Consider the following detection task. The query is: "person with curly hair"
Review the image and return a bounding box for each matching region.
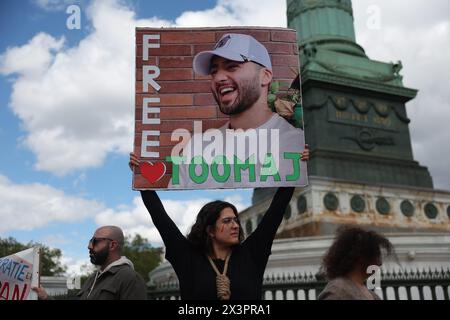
[318,226,394,300]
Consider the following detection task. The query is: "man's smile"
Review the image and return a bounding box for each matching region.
[216,83,238,106]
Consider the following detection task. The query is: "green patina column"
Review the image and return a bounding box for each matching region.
[252,0,433,205]
[287,0,365,57]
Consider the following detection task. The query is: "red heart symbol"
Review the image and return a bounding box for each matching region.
[139,161,166,184]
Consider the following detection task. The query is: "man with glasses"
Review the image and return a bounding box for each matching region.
[32,226,147,300]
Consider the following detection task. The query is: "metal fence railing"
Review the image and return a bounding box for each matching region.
[147,267,450,300]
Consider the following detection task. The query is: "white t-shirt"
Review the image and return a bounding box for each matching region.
[168,113,307,189]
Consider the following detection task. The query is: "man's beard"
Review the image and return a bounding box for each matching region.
[213,75,261,115]
[89,247,109,266]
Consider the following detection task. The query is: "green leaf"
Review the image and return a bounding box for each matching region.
[267,94,277,104]
[270,81,280,94]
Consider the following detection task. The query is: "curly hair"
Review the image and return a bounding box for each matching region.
[322,226,394,280]
[187,200,244,254]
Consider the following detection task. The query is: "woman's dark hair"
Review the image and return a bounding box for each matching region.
[187,200,244,254]
[322,226,394,280]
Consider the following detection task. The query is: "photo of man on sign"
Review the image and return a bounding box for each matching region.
[133,27,308,190]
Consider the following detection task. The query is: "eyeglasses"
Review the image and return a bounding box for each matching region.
[89,237,113,246]
[221,216,240,225]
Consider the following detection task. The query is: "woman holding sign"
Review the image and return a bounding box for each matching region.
[129,148,308,300]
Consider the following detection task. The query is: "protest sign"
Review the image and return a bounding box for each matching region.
[134,27,307,190]
[0,247,40,300]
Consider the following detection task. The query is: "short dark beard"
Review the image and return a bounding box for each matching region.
[90,246,109,266]
[213,74,261,115]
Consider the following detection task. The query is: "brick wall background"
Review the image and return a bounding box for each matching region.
[134,27,300,189]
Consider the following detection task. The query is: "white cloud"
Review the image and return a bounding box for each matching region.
[40,233,72,247]
[0,0,172,176]
[0,33,64,77]
[223,194,247,212]
[60,254,94,277]
[0,174,104,233]
[174,0,286,27]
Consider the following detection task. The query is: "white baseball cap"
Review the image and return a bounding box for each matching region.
[193,33,272,76]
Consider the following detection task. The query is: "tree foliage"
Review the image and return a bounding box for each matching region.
[0,236,66,276]
[122,234,162,283]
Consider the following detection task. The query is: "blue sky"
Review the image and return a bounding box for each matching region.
[1,0,449,275]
